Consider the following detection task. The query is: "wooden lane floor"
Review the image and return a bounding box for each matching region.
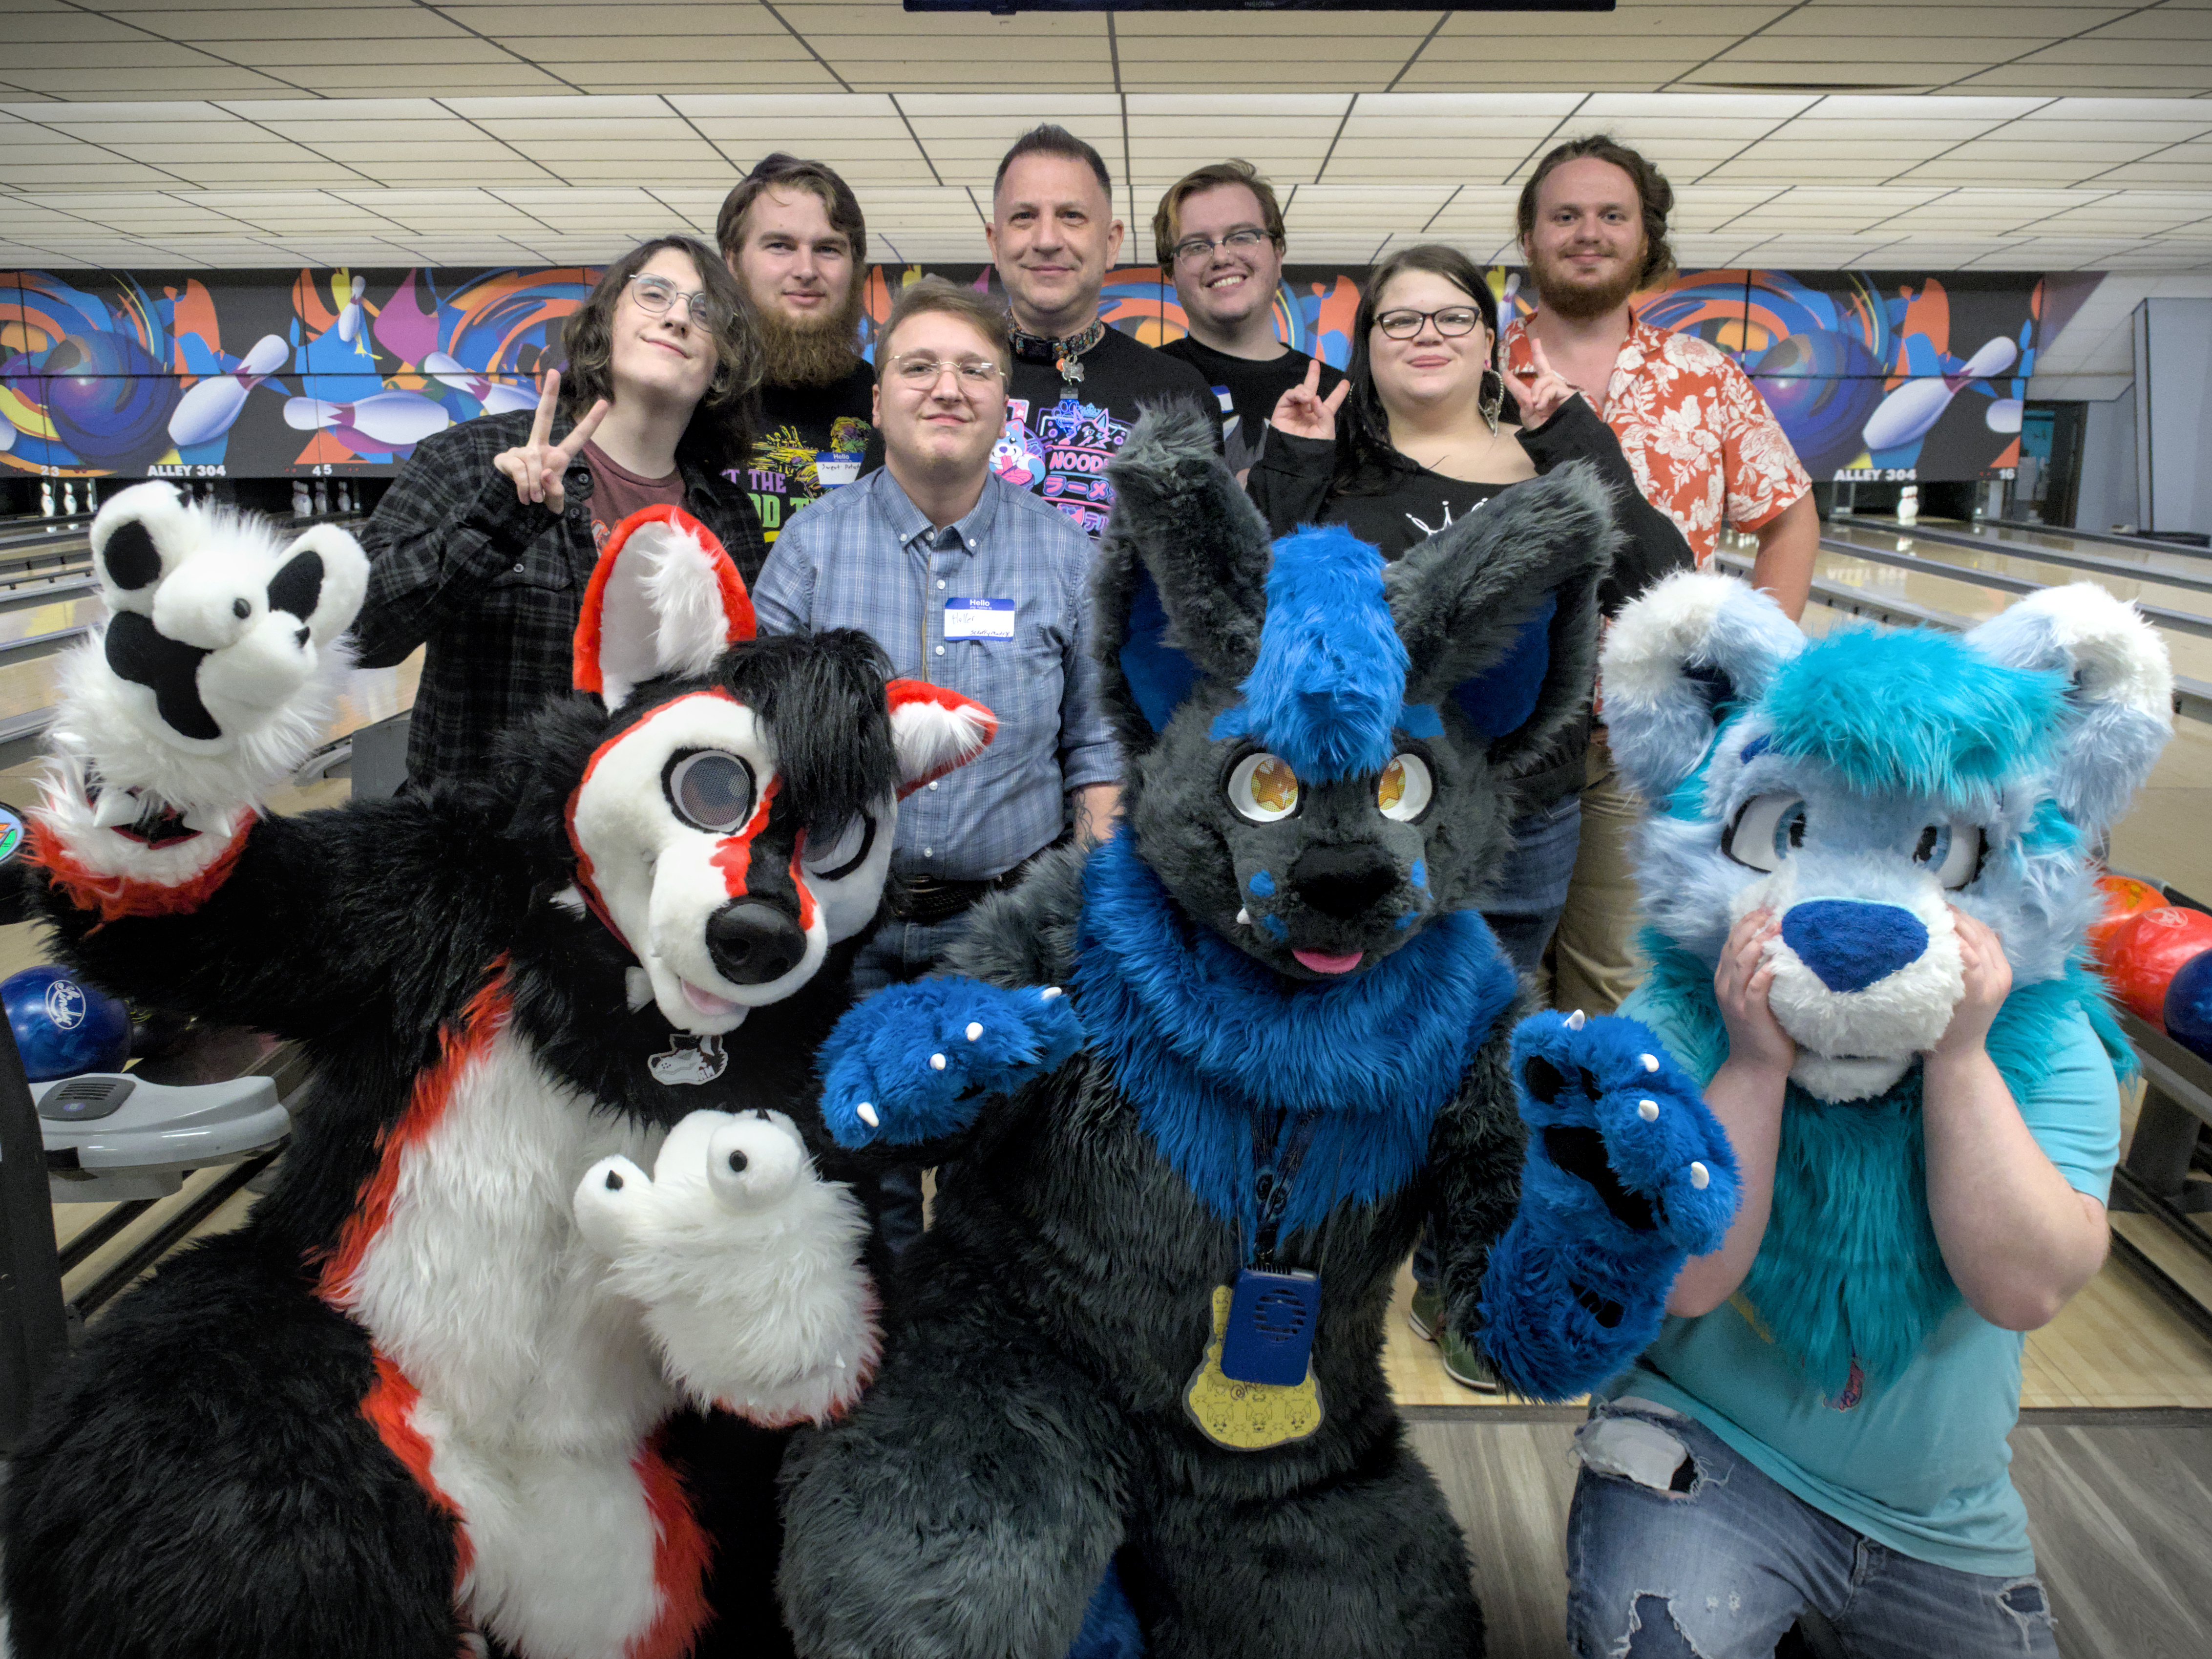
[1824,519,2212,622]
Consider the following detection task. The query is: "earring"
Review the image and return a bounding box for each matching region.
[1480,367,1503,437]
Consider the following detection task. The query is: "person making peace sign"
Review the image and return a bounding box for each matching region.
[355,235,767,789]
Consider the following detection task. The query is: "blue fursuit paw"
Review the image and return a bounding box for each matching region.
[819,977,1082,1149]
[1478,1010,1739,1400]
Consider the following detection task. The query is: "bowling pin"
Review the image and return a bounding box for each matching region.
[422,352,537,416]
[39,481,53,518]
[169,334,289,450]
[1984,398,2024,435]
[1897,485,1919,527]
[292,481,311,518]
[337,275,367,345]
[1861,337,2019,454]
[313,482,328,516]
[283,390,450,449]
[62,482,77,516]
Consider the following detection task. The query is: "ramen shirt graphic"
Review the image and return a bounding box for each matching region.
[995,399,1129,538]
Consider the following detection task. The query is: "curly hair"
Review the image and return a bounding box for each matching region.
[559,234,760,465]
[1516,135,1676,289]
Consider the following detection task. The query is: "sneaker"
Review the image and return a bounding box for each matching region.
[1406,1284,1504,1394]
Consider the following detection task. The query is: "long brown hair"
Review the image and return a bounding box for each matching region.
[560,235,760,465]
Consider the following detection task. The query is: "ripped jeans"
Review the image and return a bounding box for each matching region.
[1566,1399,2058,1659]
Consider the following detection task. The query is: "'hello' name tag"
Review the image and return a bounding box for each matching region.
[944,598,1016,640]
[815,452,860,489]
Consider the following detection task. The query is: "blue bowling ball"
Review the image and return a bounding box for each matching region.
[2,965,131,1081]
[1747,329,1886,477]
[2163,949,2212,1063]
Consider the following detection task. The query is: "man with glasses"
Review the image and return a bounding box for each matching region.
[753,281,1119,1248]
[987,124,1214,537]
[1155,161,1343,474]
[718,154,876,546]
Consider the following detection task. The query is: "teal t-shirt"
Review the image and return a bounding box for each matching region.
[1601,987,2120,1578]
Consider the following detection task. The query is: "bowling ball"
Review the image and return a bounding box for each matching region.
[2087,873,2167,967]
[2163,950,2212,1061]
[36,331,178,469]
[2100,905,2212,1030]
[1,964,131,1081]
[1747,329,1885,476]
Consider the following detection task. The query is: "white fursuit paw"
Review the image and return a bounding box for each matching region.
[573,1108,881,1427]
[58,481,368,813]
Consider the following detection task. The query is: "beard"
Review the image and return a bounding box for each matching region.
[751,288,865,388]
[1527,244,1645,322]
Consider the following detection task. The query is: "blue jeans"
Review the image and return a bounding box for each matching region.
[1566,1398,2059,1659]
[848,912,975,1256]
[1482,792,1583,981]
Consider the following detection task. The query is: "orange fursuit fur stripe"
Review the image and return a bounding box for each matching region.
[627,1428,715,1659]
[361,1351,475,1582]
[28,812,253,922]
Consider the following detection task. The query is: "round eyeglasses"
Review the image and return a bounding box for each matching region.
[1374,307,1485,340]
[626,273,721,331]
[887,352,1005,390]
[1169,227,1276,266]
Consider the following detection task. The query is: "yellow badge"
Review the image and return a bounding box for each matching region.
[1183,1285,1325,1451]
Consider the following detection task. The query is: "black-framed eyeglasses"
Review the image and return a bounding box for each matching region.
[1374,307,1485,340]
[1168,226,1276,266]
[626,273,721,330]
[887,351,1005,390]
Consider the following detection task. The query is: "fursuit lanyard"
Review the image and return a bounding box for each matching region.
[1247,1106,1325,1268]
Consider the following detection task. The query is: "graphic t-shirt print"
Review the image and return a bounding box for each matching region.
[994,398,1130,537]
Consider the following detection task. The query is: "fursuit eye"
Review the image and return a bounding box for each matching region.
[1724,794,1807,873]
[802,813,878,883]
[665,749,756,834]
[1226,752,1300,824]
[1913,821,1984,890]
[1376,753,1434,822]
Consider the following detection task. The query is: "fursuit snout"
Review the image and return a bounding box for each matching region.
[1729,859,1965,1102]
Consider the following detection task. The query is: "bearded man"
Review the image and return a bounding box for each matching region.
[718,154,877,545]
[1504,135,1817,1021]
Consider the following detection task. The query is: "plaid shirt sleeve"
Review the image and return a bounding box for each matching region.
[355,408,766,788]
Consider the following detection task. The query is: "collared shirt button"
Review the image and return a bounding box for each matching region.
[937,579,946,590]
[923,847,933,857]
[935,644,946,655]
[512,561,525,573]
[927,780,939,790]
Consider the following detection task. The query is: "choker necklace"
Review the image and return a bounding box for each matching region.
[1010,318,1105,392]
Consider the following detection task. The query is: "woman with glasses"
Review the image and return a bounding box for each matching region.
[354,235,766,790]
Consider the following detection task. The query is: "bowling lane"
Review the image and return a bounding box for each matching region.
[1917,517,2212,577]
[1725,533,2212,683]
[1823,520,2212,622]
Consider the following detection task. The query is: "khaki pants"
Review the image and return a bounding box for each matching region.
[1542,728,1646,1016]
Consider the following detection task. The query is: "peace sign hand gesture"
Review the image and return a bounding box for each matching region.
[1512,338,1582,429]
[493,369,610,514]
[1267,356,1351,444]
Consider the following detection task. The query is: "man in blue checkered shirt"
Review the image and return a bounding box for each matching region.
[753,275,1120,986]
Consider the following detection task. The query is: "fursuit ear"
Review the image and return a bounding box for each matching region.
[1389,463,1615,769]
[1964,581,2173,829]
[885,680,997,797]
[1095,403,1273,747]
[90,481,192,615]
[573,506,755,708]
[1600,570,1805,804]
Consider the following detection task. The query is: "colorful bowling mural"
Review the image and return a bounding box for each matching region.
[2,260,2040,483]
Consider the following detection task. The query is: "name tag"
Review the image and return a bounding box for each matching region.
[944,597,1016,640]
[1211,383,1235,414]
[815,452,860,489]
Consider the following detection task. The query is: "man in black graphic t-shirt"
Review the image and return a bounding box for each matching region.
[985,124,1215,538]
[1155,161,1343,475]
[718,154,876,544]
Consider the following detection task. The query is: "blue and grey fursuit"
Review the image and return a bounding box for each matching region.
[773,408,1731,1659]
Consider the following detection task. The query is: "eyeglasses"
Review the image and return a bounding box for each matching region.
[1374,307,1486,340]
[887,352,1005,390]
[626,274,721,330]
[1168,227,1276,266]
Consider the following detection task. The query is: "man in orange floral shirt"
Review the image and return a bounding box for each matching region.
[1504,134,1817,1017]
